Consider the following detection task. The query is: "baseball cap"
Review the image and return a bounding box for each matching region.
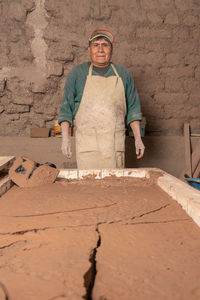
[89,29,115,44]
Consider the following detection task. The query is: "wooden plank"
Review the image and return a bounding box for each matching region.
[191,140,200,177]
[180,139,200,179]
[184,123,192,177]
[0,175,13,197]
[0,156,15,172]
[191,133,200,137]
[193,161,200,178]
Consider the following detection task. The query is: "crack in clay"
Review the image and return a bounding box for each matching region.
[0,205,180,237]
[49,294,67,300]
[0,281,10,300]
[1,202,117,218]
[134,204,170,219]
[108,204,170,225]
[83,224,101,300]
[0,227,51,236]
[0,240,27,250]
[125,218,191,225]
[0,224,97,236]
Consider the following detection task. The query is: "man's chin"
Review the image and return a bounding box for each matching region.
[92,61,110,67]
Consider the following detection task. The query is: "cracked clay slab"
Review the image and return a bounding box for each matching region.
[0,175,200,299]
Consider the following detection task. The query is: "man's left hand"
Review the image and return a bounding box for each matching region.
[135,138,145,159]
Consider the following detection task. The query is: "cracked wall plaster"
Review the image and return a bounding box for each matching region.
[26,0,48,75]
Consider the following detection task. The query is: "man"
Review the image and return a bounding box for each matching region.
[58,29,145,169]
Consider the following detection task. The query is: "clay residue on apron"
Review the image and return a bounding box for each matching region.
[74,64,126,169]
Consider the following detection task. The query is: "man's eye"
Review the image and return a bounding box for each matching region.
[92,43,109,47]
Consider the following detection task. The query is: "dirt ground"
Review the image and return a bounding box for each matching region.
[0,175,200,299]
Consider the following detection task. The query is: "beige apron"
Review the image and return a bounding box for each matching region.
[74,63,126,169]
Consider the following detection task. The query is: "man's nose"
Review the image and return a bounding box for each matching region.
[98,45,104,51]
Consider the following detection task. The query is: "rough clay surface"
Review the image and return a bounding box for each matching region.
[0,0,200,136]
[9,156,59,187]
[0,175,200,299]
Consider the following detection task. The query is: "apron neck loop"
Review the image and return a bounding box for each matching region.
[110,63,119,78]
[89,63,120,77]
[89,63,93,76]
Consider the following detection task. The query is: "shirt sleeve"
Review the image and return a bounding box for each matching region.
[125,70,142,125]
[58,70,76,126]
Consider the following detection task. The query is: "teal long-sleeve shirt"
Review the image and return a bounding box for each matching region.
[58,62,142,126]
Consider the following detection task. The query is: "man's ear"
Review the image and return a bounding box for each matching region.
[110,47,113,56]
[88,46,91,55]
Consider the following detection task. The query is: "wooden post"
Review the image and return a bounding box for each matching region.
[184,123,192,177]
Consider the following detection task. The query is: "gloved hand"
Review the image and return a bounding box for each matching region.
[61,137,72,158]
[129,121,145,159]
[135,137,145,159]
[61,122,72,159]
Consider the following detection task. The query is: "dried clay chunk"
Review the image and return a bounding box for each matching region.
[9,156,59,187]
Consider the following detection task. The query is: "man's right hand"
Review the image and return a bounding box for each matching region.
[61,122,72,159]
[61,138,72,158]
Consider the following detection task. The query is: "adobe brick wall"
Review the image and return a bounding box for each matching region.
[0,0,199,136]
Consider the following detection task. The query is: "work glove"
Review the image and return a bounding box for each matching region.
[135,137,145,159]
[61,122,72,159]
[129,120,145,159]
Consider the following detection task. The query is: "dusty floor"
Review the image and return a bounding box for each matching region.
[0,175,200,300]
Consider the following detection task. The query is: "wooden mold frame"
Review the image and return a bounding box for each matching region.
[58,168,200,227]
[0,156,199,227]
[0,156,15,197]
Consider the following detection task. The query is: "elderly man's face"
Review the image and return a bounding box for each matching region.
[88,38,112,67]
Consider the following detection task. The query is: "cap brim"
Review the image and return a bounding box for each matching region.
[89,29,115,43]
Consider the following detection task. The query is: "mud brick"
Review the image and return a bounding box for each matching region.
[184,79,200,92]
[173,28,190,41]
[183,15,199,26]
[147,12,163,24]
[195,67,200,80]
[46,62,63,77]
[166,53,180,66]
[141,0,158,9]
[165,13,179,25]
[175,0,197,11]
[6,103,30,114]
[160,66,194,79]
[13,96,33,105]
[192,28,200,40]
[30,128,50,138]
[189,94,200,106]
[9,156,59,188]
[137,28,172,39]
[157,0,174,9]
[155,92,188,104]
[165,78,184,92]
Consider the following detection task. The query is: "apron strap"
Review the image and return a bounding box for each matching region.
[88,63,93,76]
[110,63,120,78]
[89,63,120,77]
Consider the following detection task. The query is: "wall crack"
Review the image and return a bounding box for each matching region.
[26,0,49,73]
